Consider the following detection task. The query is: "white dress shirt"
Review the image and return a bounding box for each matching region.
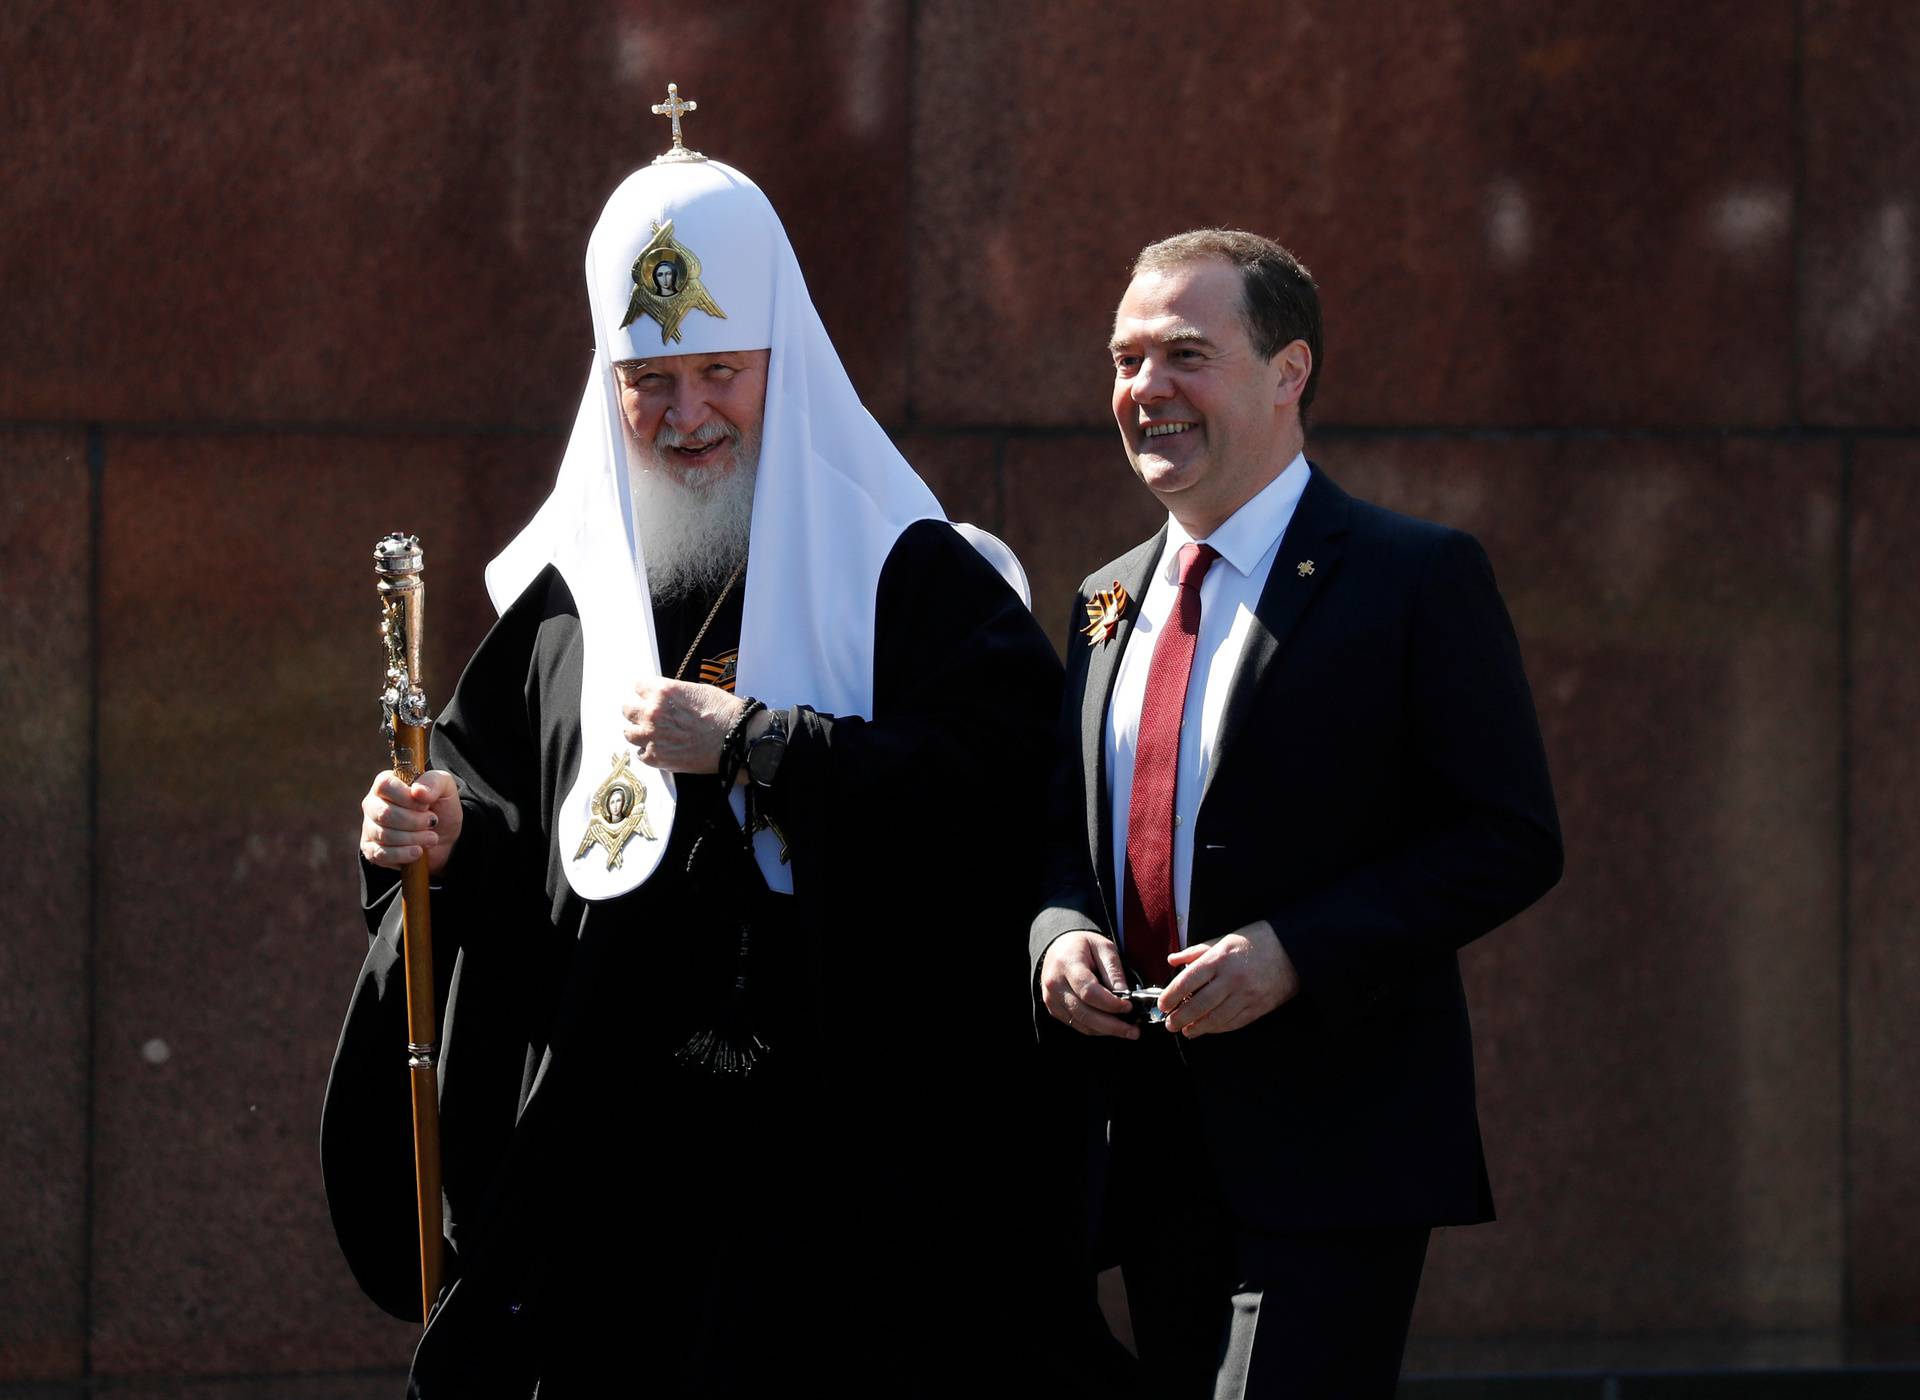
[1107,453,1309,955]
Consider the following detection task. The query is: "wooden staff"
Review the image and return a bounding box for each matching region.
[372,531,444,1323]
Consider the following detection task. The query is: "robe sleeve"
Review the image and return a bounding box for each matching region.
[745,520,1071,1350]
[320,573,555,1322]
[755,519,1062,967]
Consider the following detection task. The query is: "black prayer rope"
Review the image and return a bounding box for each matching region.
[673,920,770,1077]
[717,697,766,791]
[673,823,771,1078]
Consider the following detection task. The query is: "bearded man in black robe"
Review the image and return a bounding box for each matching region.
[321,133,1066,1398]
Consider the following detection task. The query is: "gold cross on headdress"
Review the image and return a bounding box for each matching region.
[651,83,706,165]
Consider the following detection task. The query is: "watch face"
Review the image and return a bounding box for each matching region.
[747,717,786,786]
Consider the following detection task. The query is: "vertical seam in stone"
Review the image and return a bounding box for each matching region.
[83,422,104,1382]
[1837,435,1854,1331]
[902,0,922,427]
[991,430,1007,537]
[1789,0,1806,427]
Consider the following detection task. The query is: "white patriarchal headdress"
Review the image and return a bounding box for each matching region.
[484,124,1027,901]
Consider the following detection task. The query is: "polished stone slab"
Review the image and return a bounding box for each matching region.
[892,431,1002,534]
[1846,445,1920,1327]
[1802,2,1920,425]
[1328,437,1846,1335]
[1407,1326,1920,1376]
[2,3,909,427]
[912,1,1797,430]
[1616,1374,1920,1398]
[87,430,554,1375]
[0,430,92,1382]
[96,1375,410,1400]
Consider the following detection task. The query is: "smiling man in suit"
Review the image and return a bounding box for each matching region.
[1031,230,1564,1397]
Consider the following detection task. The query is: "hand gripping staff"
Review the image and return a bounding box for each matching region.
[372,532,444,1323]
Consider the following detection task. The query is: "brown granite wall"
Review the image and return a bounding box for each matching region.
[4,1,1916,1388]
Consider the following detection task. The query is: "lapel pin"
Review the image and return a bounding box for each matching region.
[1296,560,1315,577]
[1081,581,1131,647]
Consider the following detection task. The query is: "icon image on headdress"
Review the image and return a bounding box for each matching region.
[620,218,725,343]
[574,751,658,869]
[649,258,683,297]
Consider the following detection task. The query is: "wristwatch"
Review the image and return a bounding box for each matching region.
[745,707,789,788]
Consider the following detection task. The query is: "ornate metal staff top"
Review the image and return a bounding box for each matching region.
[651,82,706,164]
[374,532,432,775]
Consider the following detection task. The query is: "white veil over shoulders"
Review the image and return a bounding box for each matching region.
[484,158,1026,899]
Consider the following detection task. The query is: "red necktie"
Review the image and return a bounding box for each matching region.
[1122,542,1218,986]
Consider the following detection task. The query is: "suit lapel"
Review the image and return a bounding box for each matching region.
[1200,466,1351,808]
[1082,527,1166,929]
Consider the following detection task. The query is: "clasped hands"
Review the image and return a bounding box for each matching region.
[1039,921,1301,1039]
[361,678,756,873]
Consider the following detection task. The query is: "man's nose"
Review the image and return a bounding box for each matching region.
[664,381,711,432]
[1130,355,1174,403]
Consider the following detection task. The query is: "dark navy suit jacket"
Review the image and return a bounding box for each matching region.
[1030,464,1563,1236]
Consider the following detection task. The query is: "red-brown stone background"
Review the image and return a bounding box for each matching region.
[3,0,1916,1390]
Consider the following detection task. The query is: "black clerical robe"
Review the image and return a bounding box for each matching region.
[321,520,1065,1398]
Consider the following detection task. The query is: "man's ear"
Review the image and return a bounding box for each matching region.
[1273,340,1312,409]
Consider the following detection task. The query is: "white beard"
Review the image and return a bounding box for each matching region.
[627,424,760,606]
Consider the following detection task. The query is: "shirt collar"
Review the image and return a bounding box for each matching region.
[1163,452,1310,580]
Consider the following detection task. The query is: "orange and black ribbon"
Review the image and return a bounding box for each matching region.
[1081,582,1130,646]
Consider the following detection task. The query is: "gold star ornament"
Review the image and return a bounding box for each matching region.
[574,751,658,870]
[619,218,727,344]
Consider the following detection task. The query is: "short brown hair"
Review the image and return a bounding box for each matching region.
[1131,229,1322,424]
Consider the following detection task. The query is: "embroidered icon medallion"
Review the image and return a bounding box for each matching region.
[574,751,658,869]
[619,218,727,344]
[1081,581,1131,647]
